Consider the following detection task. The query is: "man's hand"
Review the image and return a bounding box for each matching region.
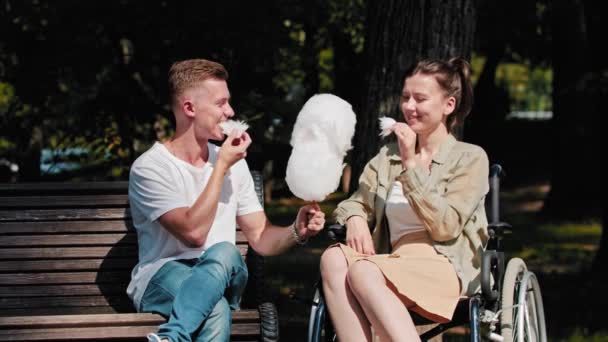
[217,131,252,171]
[295,202,325,238]
[345,215,375,255]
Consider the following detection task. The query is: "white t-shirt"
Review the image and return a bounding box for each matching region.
[385,181,425,245]
[127,142,263,310]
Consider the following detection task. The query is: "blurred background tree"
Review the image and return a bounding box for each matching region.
[1,0,294,182]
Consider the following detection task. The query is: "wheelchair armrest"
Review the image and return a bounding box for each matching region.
[481,250,504,303]
[327,223,346,242]
[487,222,512,238]
[486,222,512,251]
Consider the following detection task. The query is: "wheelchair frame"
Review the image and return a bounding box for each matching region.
[307,165,547,342]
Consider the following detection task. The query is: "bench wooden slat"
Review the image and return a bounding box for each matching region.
[0,323,261,340]
[0,234,137,247]
[0,232,248,247]
[0,182,128,195]
[0,259,137,272]
[0,272,131,285]
[0,246,137,259]
[0,313,164,328]
[0,195,129,209]
[0,311,260,328]
[0,295,134,309]
[0,221,133,234]
[0,209,130,222]
[0,326,156,340]
[0,307,138,316]
[0,284,129,297]
[0,307,262,325]
[0,244,248,260]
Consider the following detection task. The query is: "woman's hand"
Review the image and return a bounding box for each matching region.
[345,216,375,255]
[392,122,417,170]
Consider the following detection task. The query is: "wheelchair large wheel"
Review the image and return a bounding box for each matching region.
[500,258,547,342]
[308,287,336,342]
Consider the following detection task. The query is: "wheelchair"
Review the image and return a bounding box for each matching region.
[307,165,547,342]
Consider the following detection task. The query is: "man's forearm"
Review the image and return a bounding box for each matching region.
[252,224,297,256]
[182,163,229,243]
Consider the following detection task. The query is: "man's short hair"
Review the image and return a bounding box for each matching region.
[168,59,228,104]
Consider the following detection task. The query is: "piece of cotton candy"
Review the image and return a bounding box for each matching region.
[219,120,249,136]
[286,94,357,202]
[379,116,396,138]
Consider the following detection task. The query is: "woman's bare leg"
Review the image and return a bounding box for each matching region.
[347,260,420,342]
[320,247,372,342]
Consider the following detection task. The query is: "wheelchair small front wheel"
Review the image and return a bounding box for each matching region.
[500,258,547,342]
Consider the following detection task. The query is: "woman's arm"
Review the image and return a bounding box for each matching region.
[333,153,382,254]
[397,146,489,242]
[333,153,381,228]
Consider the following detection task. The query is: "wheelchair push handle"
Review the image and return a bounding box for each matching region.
[489,164,504,224]
[490,164,503,178]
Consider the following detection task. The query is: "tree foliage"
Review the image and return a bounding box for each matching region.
[1,0,295,180]
[0,0,371,185]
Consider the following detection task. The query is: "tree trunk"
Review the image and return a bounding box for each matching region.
[331,27,363,108]
[545,0,605,330]
[542,0,601,219]
[584,0,608,278]
[351,0,476,192]
[18,126,43,181]
[466,40,508,152]
[302,0,325,100]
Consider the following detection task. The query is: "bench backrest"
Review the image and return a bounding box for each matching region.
[0,180,259,316]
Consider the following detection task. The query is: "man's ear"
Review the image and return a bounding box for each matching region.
[182,100,195,118]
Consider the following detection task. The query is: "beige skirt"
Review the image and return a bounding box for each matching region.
[334,230,460,323]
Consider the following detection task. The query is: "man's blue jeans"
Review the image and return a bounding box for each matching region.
[140,242,248,342]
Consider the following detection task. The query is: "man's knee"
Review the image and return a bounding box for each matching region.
[198,242,247,279]
[140,260,192,315]
[202,241,244,267]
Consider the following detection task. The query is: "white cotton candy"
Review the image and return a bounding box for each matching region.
[285,94,357,202]
[379,116,396,138]
[219,120,249,136]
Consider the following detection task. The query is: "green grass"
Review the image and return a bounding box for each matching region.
[500,216,601,274]
[560,330,608,342]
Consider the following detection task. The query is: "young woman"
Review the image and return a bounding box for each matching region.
[320,57,489,342]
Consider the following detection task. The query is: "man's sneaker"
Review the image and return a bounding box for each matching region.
[147,333,163,342]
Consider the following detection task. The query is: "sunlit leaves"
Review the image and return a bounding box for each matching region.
[0,82,15,115]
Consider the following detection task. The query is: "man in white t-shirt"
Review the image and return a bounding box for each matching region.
[129,59,325,342]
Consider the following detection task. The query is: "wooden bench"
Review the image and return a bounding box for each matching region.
[0,171,278,341]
